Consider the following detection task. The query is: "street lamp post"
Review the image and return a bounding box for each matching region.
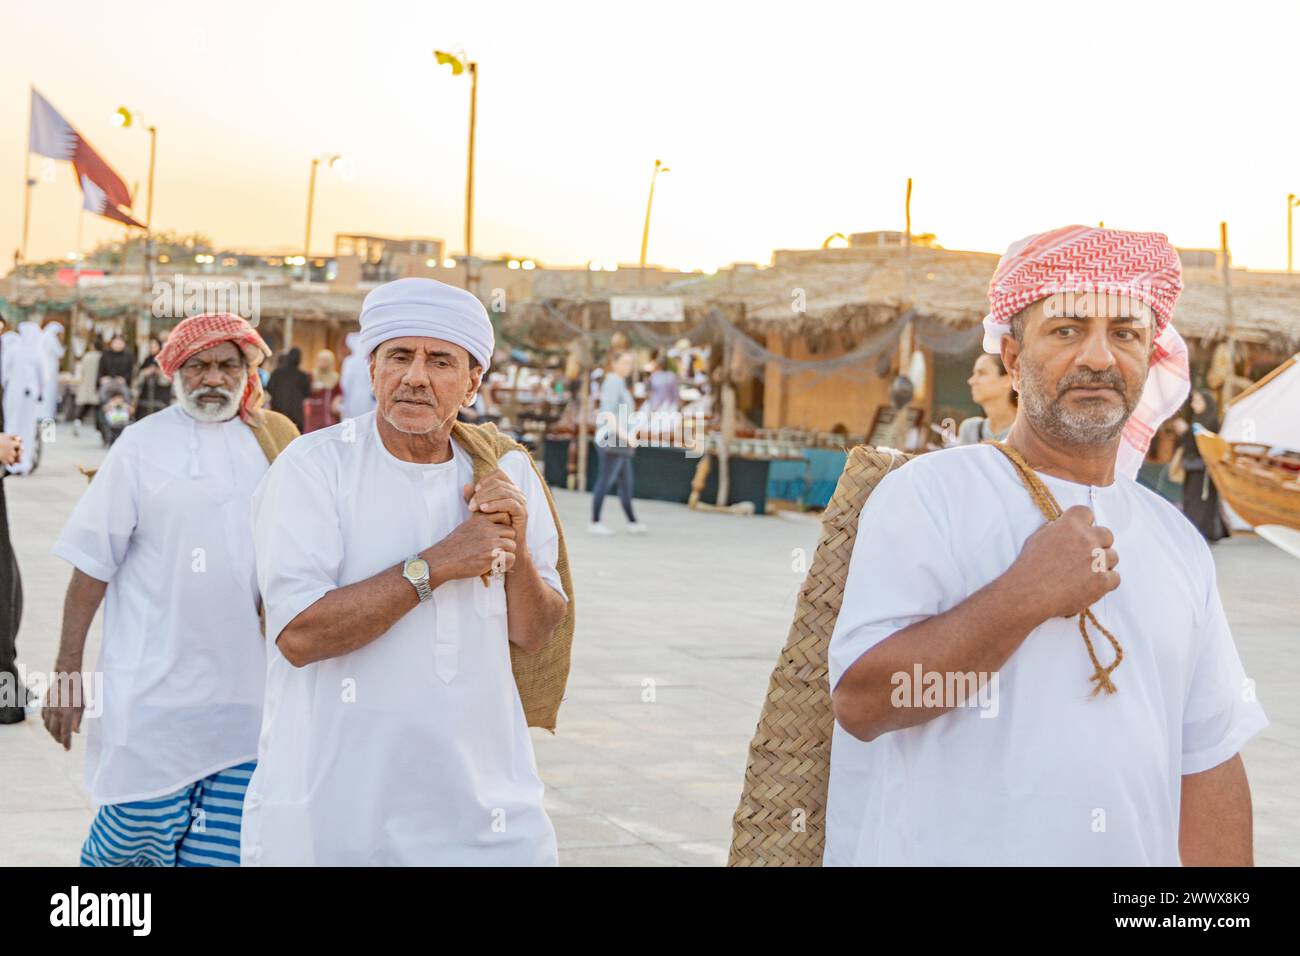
[435,50,479,297]
[114,106,157,342]
[303,154,342,285]
[639,158,669,284]
[1288,194,1299,273]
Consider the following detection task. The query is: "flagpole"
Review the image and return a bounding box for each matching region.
[72,207,84,348]
[20,86,34,268]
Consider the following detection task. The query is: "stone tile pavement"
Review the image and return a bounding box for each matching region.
[2,423,1296,865]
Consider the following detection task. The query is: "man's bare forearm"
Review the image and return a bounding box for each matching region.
[54,569,107,673]
[277,542,472,667]
[504,549,567,654]
[832,571,1045,742]
[1181,754,1254,866]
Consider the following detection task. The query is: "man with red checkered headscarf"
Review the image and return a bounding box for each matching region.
[43,313,298,867]
[827,227,1266,866]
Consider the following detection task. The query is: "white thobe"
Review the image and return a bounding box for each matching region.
[51,404,269,804]
[40,326,65,421]
[338,354,376,419]
[826,443,1268,866]
[242,411,565,866]
[2,325,46,475]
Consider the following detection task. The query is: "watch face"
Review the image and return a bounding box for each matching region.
[405,558,429,579]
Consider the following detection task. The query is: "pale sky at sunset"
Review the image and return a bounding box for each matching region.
[6,0,1299,272]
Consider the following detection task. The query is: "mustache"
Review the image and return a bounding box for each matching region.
[392,391,437,405]
[1057,369,1126,395]
[192,386,236,401]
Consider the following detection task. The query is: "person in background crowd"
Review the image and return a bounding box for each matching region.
[2,322,45,474]
[97,333,134,387]
[72,335,103,437]
[303,348,342,433]
[589,350,644,536]
[1172,388,1228,543]
[957,353,1018,445]
[0,329,26,723]
[134,336,172,419]
[267,346,310,432]
[338,331,376,420]
[645,355,680,414]
[96,335,135,447]
[40,322,66,423]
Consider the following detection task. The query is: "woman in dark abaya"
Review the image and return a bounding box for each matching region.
[1174,388,1229,543]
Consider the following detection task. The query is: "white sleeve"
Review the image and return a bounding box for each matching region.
[252,447,346,645]
[500,450,566,602]
[50,431,139,582]
[827,461,963,690]
[1180,548,1268,774]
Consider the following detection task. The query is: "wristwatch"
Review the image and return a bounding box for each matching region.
[402,555,433,602]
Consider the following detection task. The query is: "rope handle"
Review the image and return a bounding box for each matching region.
[984,441,1124,696]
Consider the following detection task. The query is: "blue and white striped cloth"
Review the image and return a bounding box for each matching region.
[80,761,256,867]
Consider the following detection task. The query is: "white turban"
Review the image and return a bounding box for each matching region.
[357,278,493,370]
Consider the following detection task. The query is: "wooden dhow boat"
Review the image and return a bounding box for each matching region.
[1195,354,1300,532]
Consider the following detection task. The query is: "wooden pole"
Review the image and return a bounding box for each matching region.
[899,177,915,369]
[20,86,33,267]
[141,124,157,344]
[1289,194,1296,274]
[1219,221,1239,405]
[575,305,591,492]
[717,337,734,508]
[303,158,319,284]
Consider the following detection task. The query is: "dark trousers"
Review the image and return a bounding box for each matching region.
[0,479,23,719]
[592,446,637,523]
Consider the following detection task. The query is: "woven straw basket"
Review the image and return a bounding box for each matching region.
[729,444,913,866]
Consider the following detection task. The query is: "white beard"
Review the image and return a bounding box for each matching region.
[174,376,240,422]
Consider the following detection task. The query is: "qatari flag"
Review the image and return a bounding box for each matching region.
[29,87,144,228]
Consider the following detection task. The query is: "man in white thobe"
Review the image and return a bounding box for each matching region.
[44,313,281,866]
[1,322,45,475]
[40,320,66,422]
[338,330,377,420]
[827,226,1267,866]
[243,277,568,866]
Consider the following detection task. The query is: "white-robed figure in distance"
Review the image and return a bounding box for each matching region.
[40,320,66,422]
[244,277,569,866]
[338,330,376,420]
[44,313,292,866]
[827,226,1267,866]
[1,322,47,475]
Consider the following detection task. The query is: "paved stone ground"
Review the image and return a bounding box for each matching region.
[2,424,1296,866]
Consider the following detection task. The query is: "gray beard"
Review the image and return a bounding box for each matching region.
[174,378,240,422]
[1017,360,1135,446]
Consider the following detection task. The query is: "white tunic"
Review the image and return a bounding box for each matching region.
[242,411,565,866]
[338,352,376,420]
[2,324,45,475]
[51,404,269,805]
[826,443,1268,866]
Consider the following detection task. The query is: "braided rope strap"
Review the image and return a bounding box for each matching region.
[984,441,1125,696]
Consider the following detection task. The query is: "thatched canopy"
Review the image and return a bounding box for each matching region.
[505,246,1300,355]
[7,245,1299,356]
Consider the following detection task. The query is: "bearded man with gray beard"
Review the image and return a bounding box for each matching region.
[44,313,297,866]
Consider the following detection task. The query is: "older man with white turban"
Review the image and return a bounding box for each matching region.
[243,277,570,866]
[45,312,297,866]
[827,226,1267,866]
